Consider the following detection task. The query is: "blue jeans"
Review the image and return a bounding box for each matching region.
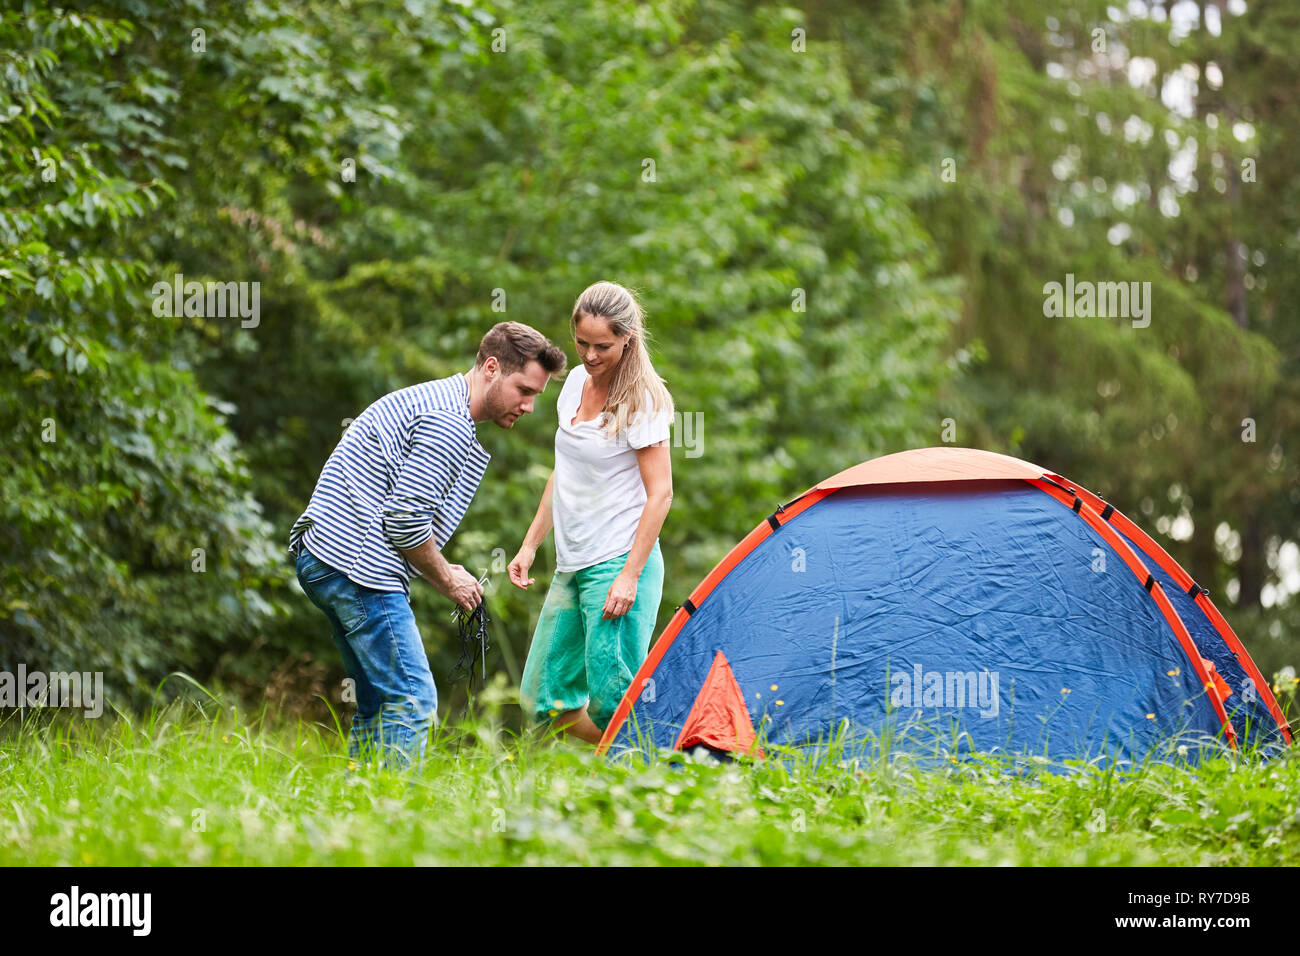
[294,543,437,771]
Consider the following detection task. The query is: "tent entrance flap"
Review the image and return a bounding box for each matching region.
[673,650,764,758]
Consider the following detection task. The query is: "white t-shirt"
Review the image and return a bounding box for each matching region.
[552,365,672,572]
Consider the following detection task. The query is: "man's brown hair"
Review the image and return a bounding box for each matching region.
[476,321,567,377]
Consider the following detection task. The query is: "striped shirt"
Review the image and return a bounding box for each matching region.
[287,373,490,595]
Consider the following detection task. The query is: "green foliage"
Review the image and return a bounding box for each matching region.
[0,5,279,697]
[1,0,1296,723]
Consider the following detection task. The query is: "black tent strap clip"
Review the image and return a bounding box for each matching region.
[1039,476,1071,494]
[1100,503,1114,521]
[767,513,781,531]
[1144,574,1155,593]
[1071,496,1082,513]
[679,598,697,617]
[1187,581,1209,598]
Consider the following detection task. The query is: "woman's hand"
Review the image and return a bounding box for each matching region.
[603,569,638,619]
[508,545,537,589]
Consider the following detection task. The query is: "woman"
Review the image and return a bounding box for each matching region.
[509,281,675,744]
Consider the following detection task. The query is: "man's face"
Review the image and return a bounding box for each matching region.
[484,359,549,428]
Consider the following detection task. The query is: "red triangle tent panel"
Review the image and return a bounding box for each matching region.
[673,650,764,758]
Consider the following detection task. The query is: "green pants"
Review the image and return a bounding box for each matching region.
[521,541,664,730]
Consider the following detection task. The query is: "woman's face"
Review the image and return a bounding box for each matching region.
[574,314,630,378]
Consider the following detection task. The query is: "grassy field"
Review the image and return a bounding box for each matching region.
[3,677,1298,866]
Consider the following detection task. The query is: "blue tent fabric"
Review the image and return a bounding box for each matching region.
[611,482,1230,763]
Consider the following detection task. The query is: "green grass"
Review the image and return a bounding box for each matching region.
[3,677,1299,866]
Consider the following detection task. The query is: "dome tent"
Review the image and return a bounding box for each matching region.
[596,448,1290,764]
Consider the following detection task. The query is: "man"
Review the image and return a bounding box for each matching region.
[288,322,567,771]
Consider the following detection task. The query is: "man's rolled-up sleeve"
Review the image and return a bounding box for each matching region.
[381,413,462,551]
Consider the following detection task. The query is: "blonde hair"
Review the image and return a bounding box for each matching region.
[570,281,674,441]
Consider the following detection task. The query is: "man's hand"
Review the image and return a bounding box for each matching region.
[508,545,537,589]
[437,563,483,612]
[399,538,483,612]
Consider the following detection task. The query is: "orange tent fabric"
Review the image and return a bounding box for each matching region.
[673,650,764,758]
